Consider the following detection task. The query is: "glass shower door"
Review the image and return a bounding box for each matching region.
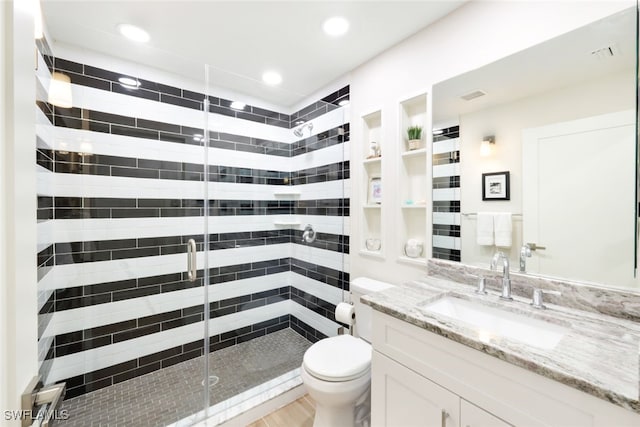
[37,39,212,424]
[190,65,351,424]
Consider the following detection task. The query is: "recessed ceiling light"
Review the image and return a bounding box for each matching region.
[230,101,246,110]
[338,99,350,106]
[117,23,150,43]
[118,77,141,89]
[294,120,305,125]
[323,16,349,37]
[433,129,444,135]
[262,71,282,86]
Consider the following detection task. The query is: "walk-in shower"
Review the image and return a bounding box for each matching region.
[35,6,351,424]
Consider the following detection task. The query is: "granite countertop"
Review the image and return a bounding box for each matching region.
[361,275,640,414]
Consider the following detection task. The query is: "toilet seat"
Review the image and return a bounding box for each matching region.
[303,335,371,382]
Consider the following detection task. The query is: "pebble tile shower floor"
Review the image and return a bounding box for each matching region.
[57,328,312,426]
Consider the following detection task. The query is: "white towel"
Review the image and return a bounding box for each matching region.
[476,212,494,246]
[494,212,512,248]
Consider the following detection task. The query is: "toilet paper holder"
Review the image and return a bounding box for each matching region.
[335,302,355,336]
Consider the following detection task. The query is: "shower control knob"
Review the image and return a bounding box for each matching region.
[302,224,316,243]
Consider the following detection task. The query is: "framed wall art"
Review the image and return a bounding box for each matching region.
[482,171,510,201]
[369,177,382,204]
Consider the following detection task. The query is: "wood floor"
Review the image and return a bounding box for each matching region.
[248,395,315,427]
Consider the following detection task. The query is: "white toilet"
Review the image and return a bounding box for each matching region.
[301,277,394,427]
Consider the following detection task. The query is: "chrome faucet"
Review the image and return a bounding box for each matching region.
[530,288,562,309]
[490,251,513,301]
[519,244,532,272]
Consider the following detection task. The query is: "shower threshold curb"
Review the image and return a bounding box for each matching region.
[168,368,304,427]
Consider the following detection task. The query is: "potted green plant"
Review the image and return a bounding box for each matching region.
[407,126,422,150]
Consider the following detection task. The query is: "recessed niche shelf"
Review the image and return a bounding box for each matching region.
[361,109,385,257]
[400,93,427,154]
[362,110,382,160]
[360,249,385,259]
[363,156,382,164]
[397,255,427,267]
[397,93,429,264]
[401,148,427,158]
[273,190,301,197]
[273,221,301,226]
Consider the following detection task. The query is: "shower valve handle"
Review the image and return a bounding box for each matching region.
[302,224,316,243]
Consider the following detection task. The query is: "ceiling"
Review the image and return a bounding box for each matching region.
[432,6,636,124]
[41,0,466,108]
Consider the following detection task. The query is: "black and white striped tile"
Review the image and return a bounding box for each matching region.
[36,49,57,383]
[432,126,461,262]
[36,49,350,397]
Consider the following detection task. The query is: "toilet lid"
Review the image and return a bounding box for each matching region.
[303,335,371,382]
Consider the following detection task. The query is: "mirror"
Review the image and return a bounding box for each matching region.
[432,6,638,289]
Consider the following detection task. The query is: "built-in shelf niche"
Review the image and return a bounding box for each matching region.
[361,207,383,258]
[399,155,427,207]
[398,208,427,264]
[361,109,384,256]
[400,93,427,153]
[398,93,428,264]
[363,110,382,160]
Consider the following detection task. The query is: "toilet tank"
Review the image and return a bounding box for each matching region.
[351,277,394,342]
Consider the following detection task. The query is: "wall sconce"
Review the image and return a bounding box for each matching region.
[48,71,73,108]
[480,135,495,157]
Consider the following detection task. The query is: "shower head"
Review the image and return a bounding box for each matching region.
[293,122,313,138]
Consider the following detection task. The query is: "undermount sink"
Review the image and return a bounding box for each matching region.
[419,296,568,350]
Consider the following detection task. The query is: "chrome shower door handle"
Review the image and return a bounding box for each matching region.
[187,239,197,282]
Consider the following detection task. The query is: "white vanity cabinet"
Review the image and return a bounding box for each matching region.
[372,350,459,426]
[373,351,512,427]
[370,311,640,427]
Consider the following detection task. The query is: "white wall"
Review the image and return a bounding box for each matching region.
[460,71,634,267]
[1,0,38,424]
[0,0,7,415]
[349,0,634,285]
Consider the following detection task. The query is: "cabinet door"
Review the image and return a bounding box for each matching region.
[372,351,459,427]
[461,400,512,427]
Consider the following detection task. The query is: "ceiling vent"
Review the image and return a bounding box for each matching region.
[460,90,486,101]
[591,44,618,59]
